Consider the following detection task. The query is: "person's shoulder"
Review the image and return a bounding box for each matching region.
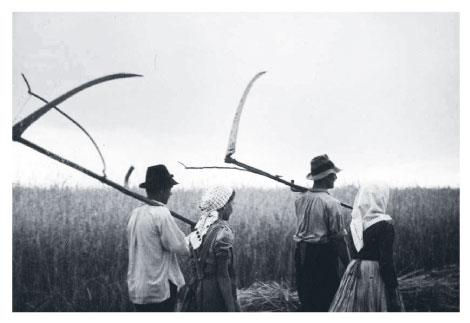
[374,219,394,228]
[323,192,340,202]
[130,204,147,216]
[381,219,395,231]
[295,191,338,207]
[215,221,234,243]
[314,191,341,207]
[146,204,171,218]
[219,221,233,234]
[367,219,395,234]
[213,222,234,254]
[296,191,318,202]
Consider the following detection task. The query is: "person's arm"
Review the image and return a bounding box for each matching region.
[378,222,401,311]
[214,228,237,312]
[216,257,237,311]
[159,208,189,255]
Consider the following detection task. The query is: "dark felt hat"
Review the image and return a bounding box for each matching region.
[139,164,178,189]
[306,154,341,180]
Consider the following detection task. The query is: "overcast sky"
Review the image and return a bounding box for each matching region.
[11,12,459,188]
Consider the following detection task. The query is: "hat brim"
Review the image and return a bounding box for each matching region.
[139,177,179,189]
[306,166,341,180]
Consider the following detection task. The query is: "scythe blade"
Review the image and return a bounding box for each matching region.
[13,73,142,140]
[225,71,266,160]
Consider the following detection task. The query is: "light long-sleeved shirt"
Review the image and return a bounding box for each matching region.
[127,204,188,304]
[293,189,347,244]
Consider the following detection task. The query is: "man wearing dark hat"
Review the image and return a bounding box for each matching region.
[294,155,350,312]
[127,165,189,312]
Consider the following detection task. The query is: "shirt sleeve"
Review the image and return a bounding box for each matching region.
[326,200,347,240]
[158,208,189,255]
[213,226,234,261]
[378,222,399,289]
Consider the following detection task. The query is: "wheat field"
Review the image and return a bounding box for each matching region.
[12,185,459,311]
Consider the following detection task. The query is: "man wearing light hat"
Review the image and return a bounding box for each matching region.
[127,164,189,311]
[294,155,350,312]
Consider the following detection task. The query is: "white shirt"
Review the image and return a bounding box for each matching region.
[127,204,188,304]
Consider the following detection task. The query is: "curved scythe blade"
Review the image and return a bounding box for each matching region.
[225,71,266,159]
[13,73,142,140]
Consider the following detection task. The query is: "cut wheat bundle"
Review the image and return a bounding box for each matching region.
[238,265,459,312]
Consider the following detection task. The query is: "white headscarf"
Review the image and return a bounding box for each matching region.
[350,181,393,252]
[188,185,234,249]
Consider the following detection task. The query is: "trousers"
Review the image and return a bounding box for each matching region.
[295,242,340,312]
[133,280,178,312]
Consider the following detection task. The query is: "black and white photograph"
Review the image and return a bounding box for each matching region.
[7,2,466,316]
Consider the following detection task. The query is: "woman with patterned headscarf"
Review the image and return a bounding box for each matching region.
[181,185,241,312]
[329,182,405,312]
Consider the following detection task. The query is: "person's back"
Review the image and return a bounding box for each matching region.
[127,204,187,304]
[294,190,345,244]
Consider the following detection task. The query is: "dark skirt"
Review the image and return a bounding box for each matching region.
[329,259,405,312]
[180,276,237,312]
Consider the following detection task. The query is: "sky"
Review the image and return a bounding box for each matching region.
[11,12,460,189]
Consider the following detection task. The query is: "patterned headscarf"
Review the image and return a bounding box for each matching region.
[350,182,393,252]
[188,185,234,249]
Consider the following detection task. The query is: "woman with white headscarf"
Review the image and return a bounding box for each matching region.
[329,182,405,312]
[180,185,241,312]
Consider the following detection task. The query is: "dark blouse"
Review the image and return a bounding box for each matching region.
[189,220,235,280]
[354,221,399,289]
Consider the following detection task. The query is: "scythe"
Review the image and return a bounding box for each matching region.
[224,72,353,210]
[13,73,196,226]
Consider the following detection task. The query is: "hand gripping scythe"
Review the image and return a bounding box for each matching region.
[224,72,353,210]
[12,73,196,226]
